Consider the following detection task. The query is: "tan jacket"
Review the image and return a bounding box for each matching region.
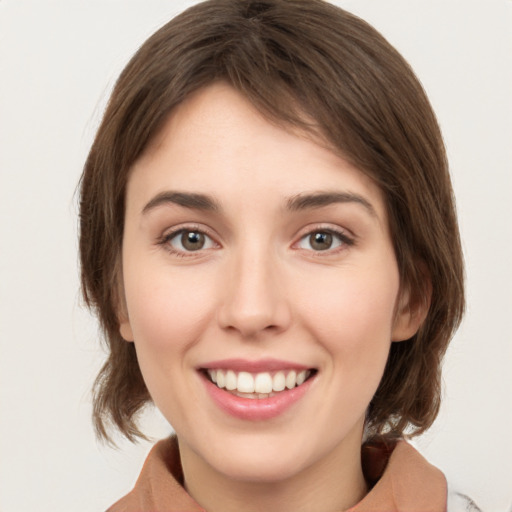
[107,436,449,511]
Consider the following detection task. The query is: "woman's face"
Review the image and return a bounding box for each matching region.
[120,83,416,483]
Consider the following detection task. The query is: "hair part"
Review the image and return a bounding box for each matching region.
[80,0,464,444]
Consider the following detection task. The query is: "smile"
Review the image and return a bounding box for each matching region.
[205,369,313,399]
[199,359,318,420]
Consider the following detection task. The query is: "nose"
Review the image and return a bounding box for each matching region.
[217,246,291,338]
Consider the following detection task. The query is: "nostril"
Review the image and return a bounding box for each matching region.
[216,275,292,337]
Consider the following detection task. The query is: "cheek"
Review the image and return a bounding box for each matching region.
[123,269,218,418]
[123,267,217,355]
[298,266,400,421]
[298,263,400,361]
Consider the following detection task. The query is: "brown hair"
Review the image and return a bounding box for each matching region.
[79,0,464,443]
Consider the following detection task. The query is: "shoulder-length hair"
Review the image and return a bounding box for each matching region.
[79,0,464,443]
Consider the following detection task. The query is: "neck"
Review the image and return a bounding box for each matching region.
[179,431,368,512]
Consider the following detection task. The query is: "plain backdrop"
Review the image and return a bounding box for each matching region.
[1,1,511,511]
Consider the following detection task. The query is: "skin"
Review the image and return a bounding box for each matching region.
[119,82,424,512]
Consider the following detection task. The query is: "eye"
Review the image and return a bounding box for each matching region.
[296,229,351,252]
[166,229,216,253]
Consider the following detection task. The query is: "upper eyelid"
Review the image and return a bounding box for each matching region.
[157,222,354,247]
[292,225,355,250]
[159,226,220,257]
[161,223,218,241]
[157,225,220,253]
[293,223,355,240]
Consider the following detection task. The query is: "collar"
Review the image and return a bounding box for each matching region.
[107,436,447,511]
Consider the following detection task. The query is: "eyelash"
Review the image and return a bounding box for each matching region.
[157,225,355,257]
[157,225,218,258]
[294,226,355,254]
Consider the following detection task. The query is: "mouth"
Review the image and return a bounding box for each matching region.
[198,358,318,420]
[201,367,318,400]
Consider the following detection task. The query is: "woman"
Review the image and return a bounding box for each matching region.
[79,0,475,510]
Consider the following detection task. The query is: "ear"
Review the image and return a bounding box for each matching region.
[391,276,431,342]
[113,264,134,342]
[118,311,134,342]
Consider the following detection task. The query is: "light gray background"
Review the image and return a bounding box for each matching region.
[1,1,511,511]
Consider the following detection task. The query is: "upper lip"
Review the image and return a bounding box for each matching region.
[198,358,313,373]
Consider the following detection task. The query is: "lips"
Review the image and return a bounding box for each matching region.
[198,359,317,420]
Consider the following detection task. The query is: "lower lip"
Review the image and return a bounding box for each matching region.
[201,372,315,421]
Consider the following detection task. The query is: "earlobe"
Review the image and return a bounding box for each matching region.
[391,304,426,342]
[117,293,134,342]
[119,317,134,342]
[113,261,134,342]
[114,269,134,342]
[391,280,431,342]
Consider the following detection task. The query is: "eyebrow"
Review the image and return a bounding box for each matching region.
[141,190,376,217]
[142,191,220,214]
[286,191,376,216]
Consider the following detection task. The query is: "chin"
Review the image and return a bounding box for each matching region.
[199,431,324,484]
[216,453,309,484]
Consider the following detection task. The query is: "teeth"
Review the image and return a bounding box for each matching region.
[285,370,297,389]
[234,391,277,399]
[207,369,312,395]
[237,372,255,393]
[255,373,273,393]
[273,371,286,392]
[296,370,307,386]
[216,370,225,388]
[225,370,237,390]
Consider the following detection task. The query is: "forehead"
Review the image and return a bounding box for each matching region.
[127,82,387,221]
